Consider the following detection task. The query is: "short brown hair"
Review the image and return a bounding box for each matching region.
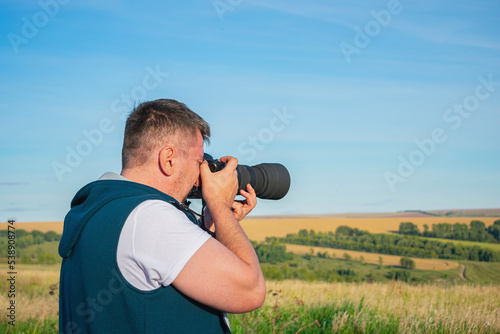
[122,99,210,168]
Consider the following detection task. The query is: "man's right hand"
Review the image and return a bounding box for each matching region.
[199,156,239,214]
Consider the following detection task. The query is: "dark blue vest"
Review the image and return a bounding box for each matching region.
[59,180,228,333]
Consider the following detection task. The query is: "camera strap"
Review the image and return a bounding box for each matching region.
[176,200,216,238]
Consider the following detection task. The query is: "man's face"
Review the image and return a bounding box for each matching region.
[177,130,204,202]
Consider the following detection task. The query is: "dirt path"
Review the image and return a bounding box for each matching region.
[459,264,467,280]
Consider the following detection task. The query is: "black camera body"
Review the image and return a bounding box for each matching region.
[188,154,291,200]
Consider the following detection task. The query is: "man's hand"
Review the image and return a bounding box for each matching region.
[232,184,257,221]
[199,156,239,213]
[203,184,257,231]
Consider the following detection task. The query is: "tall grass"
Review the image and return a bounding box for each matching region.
[1,266,498,333]
[230,280,499,333]
[0,265,59,326]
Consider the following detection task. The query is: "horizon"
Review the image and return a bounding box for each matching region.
[1,0,499,222]
[5,207,500,223]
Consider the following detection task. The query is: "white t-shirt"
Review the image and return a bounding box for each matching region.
[99,172,211,291]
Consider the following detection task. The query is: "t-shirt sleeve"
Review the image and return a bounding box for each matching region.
[123,200,211,288]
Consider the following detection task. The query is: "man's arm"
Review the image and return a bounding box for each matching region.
[172,157,266,314]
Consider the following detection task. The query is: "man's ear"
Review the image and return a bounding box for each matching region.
[159,146,175,176]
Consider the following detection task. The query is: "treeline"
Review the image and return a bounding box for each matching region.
[273,227,500,262]
[0,229,61,258]
[399,220,500,243]
[252,240,415,283]
[252,240,294,264]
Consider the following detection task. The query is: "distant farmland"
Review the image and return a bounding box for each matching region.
[0,221,64,234]
[241,216,500,241]
[2,214,498,241]
[284,244,460,270]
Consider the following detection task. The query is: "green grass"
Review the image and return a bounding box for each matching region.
[260,253,461,284]
[460,261,500,284]
[20,241,61,256]
[422,237,500,251]
[229,290,498,334]
[1,318,58,334]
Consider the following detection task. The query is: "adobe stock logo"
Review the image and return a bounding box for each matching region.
[212,0,243,21]
[384,74,499,192]
[7,0,71,54]
[339,0,412,63]
[237,107,295,161]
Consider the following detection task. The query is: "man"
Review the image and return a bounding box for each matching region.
[59,99,266,333]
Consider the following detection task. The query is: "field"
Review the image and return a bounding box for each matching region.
[240,216,500,241]
[229,280,500,333]
[0,264,60,322]
[284,244,460,270]
[0,222,63,234]
[1,266,499,333]
[427,237,500,252]
[1,213,499,333]
[459,261,500,284]
[2,214,498,240]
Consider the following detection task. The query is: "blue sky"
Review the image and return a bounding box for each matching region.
[1,0,499,221]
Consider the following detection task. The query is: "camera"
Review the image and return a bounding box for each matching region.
[188,154,291,200]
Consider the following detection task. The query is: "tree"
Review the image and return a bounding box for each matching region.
[487,224,500,242]
[469,220,487,241]
[452,223,469,240]
[399,222,420,236]
[44,231,60,242]
[422,224,430,237]
[432,223,452,239]
[336,226,354,236]
[400,257,415,269]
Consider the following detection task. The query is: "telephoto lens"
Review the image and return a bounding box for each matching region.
[188,154,291,200]
[236,163,290,200]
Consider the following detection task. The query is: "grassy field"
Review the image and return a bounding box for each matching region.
[0,264,60,324]
[285,244,460,271]
[229,280,500,333]
[3,271,498,333]
[1,215,499,333]
[460,261,500,284]
[426,237,500,251]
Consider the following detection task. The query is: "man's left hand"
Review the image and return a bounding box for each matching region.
[232,183,257,221]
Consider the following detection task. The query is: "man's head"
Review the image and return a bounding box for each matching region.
[122,99,210,168]
[121,99,210,201]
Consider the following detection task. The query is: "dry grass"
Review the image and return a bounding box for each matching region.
[3,269,499,331]
[0,265,60,321]
[241,216,500,242]
[284,244,460,270]
[264,280,500,333]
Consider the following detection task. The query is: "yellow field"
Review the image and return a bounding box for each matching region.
[2,216,498,239]
[0,222,64,234]
[241,216,500,242]
[284,244,460,270]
